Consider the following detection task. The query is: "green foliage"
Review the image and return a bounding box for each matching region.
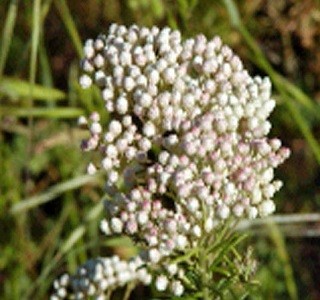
[1,0,320,299]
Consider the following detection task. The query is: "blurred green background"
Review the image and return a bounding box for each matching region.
[1,0,320,299]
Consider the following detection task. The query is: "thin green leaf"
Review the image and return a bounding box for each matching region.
[30,0,41,94]
[39,42,54,88]
[210,266,231,277]
[209,233,248,270]
[54,0,82,58]
[0,77,65,101]
[267,222,298,300]
[60,225,86,255]
[0,106,83,118]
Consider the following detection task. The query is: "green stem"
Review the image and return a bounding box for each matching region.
[200,248,210,300]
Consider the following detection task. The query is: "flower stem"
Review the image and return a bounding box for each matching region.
[123,282,135,300]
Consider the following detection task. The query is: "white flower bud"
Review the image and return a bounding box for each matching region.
[247,207,258,219]
[155,275,168,291]
[109,120,122,136]
[137,211,149,225]
[217,205,230,219]
[175,234,188,249]
[143,121,156,137]
[187,197,199,212]
[166,264,178,275]
[125,147,137,160]
[116,96,128,114]
[79,74,92,88]
[204,218,214,232]
[108,170,119,183]
[87,163,97,175]
[78,116,87,126]
[139,137,151,151]
[123,76,135,92]
[100,219,111,235]
[233,204,244,217]
[149,248,161,263]
[192,225,202,237]
[102,157,113,170]
[258,200,275,217]
[139,93,152,108]
[149,69,160,84]
[94,54,104,68]
[163,67,175,84]
[171,280,184,296]
[90,122,102,134]
[110,218,123,233]
[84,42,94,58]
[261,168,274,183]
[182,94,195,110]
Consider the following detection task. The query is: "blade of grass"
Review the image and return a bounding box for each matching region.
[39,41,54,88]
[0,0,19,79]
[0,106,84,118]
[238,213,320,229]
[281,91,320,164]
[11,173,103,214]
[37,203,71,297]
[267,222,298,300]
[60,225,86,256]
[25,0,42,199]
[39,0,54,89]
[54,0,82,58]
[0,77,65,101]
[41,0,53,21]
[29,0,41,97]
[40,202,71,265]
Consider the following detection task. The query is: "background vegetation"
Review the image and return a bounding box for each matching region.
[1,0,320,299]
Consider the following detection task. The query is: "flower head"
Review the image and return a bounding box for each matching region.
[58,23,290,298]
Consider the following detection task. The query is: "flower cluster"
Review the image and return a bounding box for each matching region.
[51,256,151,300]
[56,23,289,297]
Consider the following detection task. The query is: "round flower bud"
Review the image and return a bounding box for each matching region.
[79,75,92,88]
[217,205,230,219]
[258,200,275,217]
[100,219,111,235]
[149,248,161,263]
[171,280,184,296]
[155,275,168,291]
[116,96,128,114]
[102,157,113,170]
[87,163,97,175]
[110,217,123,233]
[143,121,156,137]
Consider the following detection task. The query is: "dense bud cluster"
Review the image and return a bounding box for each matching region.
[51,256,151,299]
[54,24,289,298]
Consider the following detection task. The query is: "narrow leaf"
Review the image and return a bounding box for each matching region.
[0,106,83,118]
[0,77,65,101]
